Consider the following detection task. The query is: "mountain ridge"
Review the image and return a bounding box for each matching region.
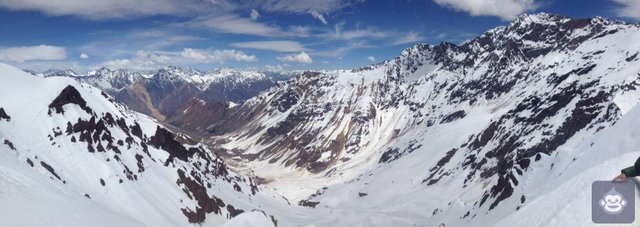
[204,12,640,225]
[39,65,296,135]
[4,12,640,226]
[0,62,284,226]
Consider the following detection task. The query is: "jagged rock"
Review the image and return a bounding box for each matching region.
[0,107,10,121]
[40,161,62,181]
[177,169,226,223]
[148,126,197,164]
[212,13,640,214]
[3,139,15,150]
[48,85,92,115]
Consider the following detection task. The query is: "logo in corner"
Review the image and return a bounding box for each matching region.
[592,180,635,224]
[599,187,627,214]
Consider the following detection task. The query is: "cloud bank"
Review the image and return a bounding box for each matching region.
[232,41,307,52]
[433,0,536,20]
[612,0,640,20]
[278,52,313,64]
[0,45,67,62]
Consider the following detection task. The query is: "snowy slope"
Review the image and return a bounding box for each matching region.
[4,12,640,227]
[0,62,285,226]
[206,13,640,226]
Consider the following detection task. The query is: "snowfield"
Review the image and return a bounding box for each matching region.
[3,12,640,227]
[0,62,286,226]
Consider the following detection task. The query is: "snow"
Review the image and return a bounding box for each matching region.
[4,13,640,227]
[0,62,291,226]
[0,151,145,227]
[495,102,640,227]
[614,87,640,116]
[222,211,275,227]
[212,13,640,227]
[42,65,288,94]
[155,66,274,91]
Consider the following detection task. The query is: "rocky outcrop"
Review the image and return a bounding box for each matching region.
[48,85,93,115]
[0,107,10,121]
[213,13,640,214]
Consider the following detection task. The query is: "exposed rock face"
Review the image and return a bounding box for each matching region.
[3,139,16,150]
[144,70,201,117]
[211,13,640,214]
[0,107,10,121]
[110,67,288,134]
[148,126,197,164]
[40,161,62,181]
[0,63,281,226]
[9,12,640,227]
[165,98,228,135]
[177,168,226,223]
[48,85,93,115]
[40,66,291,134]
[114,82,166,121]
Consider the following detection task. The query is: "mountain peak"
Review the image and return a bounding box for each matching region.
[163,65,183,71]
[513,12,569,25]
[42,68,78,77]
[97,66,112,71]
[509,12,625,30]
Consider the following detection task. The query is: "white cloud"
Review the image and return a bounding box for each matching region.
[231,40,307,52]
[264,64,288,71]
[250,9,260,20]
[313,41,375,57]
[11,60,85,72]
[309,10,328,25]
[0,45,66,62]
[393,31,424,45]
[76,29,206,62]
[0,0,362,20]
[433,0,536,21]
[100,48,256,70]
[102,59,139,70]
[367,56,375,62]
[185,14,312,37]
[0,0,209,19]
[254,0,359,13]
[278,52,313,64]
[324,22,388,40]
[186,14,283,37]
[127,30,204,42]
[180,48,257,63]
[612,0,640,20]
[436,32,448,39]
[80,53,89,59]
[289,25,311,37]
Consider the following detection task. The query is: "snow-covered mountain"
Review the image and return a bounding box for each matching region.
[0,62,286,226]
[118,66,289,134]
[42,68,82,78]
[6,12,640,227]
[82,67,148,92]
[40,67,148,93]
[204,13,640,226]
[41,66,292,134]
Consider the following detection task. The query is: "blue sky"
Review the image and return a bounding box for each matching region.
[0,0,638,72]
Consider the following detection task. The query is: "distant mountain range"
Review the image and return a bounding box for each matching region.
[4,13,640,226]
[207,12,640,225]
[33,66,296,135]
[0,63,284,226]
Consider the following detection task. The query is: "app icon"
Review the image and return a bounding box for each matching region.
[592,180,635,223]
